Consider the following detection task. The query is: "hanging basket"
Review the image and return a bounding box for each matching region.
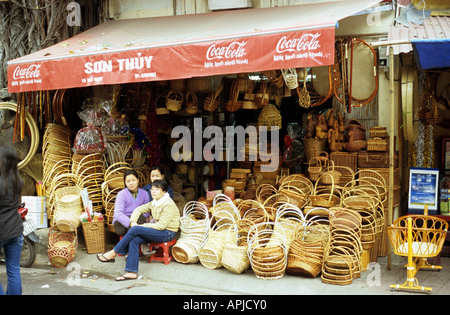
[166,89,184,111]
[257,104,282,131]
[225,80,243,112]
[185,91,199,115]
[297,78,311,108]
[281,68,299,89]
[203,84,223,112]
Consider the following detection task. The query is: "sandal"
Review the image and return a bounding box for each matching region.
[115,273,138,281]
[97,253,116,263]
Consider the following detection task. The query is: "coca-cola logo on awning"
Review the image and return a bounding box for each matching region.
[206,41,247,61]
[276,33,321,53]
[12,64,41,80]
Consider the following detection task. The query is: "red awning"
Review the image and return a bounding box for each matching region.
[7,0,381,93]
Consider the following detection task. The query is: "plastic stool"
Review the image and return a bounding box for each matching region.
[148,239,177,265]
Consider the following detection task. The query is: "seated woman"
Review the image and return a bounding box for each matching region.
[97,180,180,281]
[112,169,150,236]
[142,165,173,201]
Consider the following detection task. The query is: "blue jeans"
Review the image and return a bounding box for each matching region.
[0,235,23,295]
[114,226,175,273]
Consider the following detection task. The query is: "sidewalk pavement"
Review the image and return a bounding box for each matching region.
[32,228,450,295]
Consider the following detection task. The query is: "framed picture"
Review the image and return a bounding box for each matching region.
[442,137,450,172]
[408,168,439,213]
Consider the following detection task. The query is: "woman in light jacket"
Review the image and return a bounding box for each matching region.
[97,180,180,281]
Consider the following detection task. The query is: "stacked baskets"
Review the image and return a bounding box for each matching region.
[72,153,105,213]
[321,209,362,285]
[287,223,330,277]
[172,201,210,264]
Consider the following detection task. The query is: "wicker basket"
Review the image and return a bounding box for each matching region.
[166,89,183,111]
[53,186,83,229]
[297,82,310,108]
[203,84,223,112]
[225,80,243,112]
[304,138,327,163]
[48,220,78,267]
[320,160,341,185]
[307,157,323,182]
[310,174,341,208]
[367,138,388,151]
[187,77,212,92]
[82,221,105,254]
[369,127,388,138]
[357,151,399,169]
[185,91,199,115]
[257,104,281,131]
[221,228,250,274]
[172,201,210,264]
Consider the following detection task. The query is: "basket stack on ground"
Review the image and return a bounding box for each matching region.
[198,194,239,270]
[287,221,331,278]
[42,123,73,223]
[172,201,210,264]
[72,153,105,213]
[321,209,362,285]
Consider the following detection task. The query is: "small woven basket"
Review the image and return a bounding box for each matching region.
[166,89,183,111]
[185,91,199,115]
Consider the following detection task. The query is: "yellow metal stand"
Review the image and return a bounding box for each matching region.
[388,206,448,294]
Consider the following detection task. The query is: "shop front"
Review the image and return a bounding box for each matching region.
[5,0,430,286]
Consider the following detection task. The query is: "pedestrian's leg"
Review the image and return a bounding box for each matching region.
[4,236,23,295]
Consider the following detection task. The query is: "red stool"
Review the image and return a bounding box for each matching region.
[148,239,177,265]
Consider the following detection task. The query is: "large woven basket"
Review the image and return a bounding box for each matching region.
[221,228,250,274]
[48,220,78,267]
[257,104,281,131]
[82,221,105,254]
[53,186,83,229]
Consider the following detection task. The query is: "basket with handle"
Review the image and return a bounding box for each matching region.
[225,80,242,112]
[184,91,199,115]
[81,220,105,254]
[221,222,251,274]
[247,222,288,280]
[172,201,210,264]
[307,157,323,182]
[319,159,341,185]
[166,89,183,111]
[199,210,234,270]
[203,84,223,112]
[310,174,341,208]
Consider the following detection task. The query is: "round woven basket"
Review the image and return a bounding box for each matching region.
[48,220,78,267]
[53,186,83,229]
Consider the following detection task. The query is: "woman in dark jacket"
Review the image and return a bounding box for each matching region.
[0,147,24,295]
